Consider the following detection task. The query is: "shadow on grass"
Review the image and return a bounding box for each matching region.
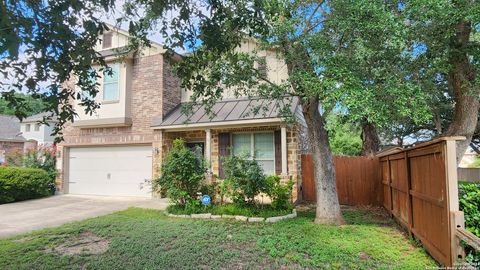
[296,204,396,226]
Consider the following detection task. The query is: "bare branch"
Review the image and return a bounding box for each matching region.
[302,1,325,36]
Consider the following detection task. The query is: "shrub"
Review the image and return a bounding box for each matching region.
[459,182,480,264]
[154,139,206,206]
[459,182,480,236]
[4,146,57,181]
[222,155,266,205]
[23,146,57,181]
[5,149,23,167]
[265,175,294,210]
[0,167,55,204]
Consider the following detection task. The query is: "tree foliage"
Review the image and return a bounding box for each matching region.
[326,113,362,156]
[0,93,47,116]
[0,0,116,138]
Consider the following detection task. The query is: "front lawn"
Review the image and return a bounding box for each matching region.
[0,207,436,269]
[167,203,293,218]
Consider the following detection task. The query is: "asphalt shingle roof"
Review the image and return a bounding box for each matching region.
[22,112,57,123]
[0,115,24,141]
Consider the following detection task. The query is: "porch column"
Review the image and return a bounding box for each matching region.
[205,128,212,171]
[281,126,288,175]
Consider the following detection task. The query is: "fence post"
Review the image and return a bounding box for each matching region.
[388,156,394,215]
[404,151,413,235]
[450,211,465,265]
[445,139,462,266]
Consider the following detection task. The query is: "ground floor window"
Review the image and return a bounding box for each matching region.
[232,132,275,174]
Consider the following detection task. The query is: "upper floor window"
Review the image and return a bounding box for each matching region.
[232,132,275,174]
[25,124,30,132]
[103,64,119,101]
[34,124,40,131]
[102,33,113,49]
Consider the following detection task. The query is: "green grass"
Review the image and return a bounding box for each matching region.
[0,207,436,269]
[167,203,293,218]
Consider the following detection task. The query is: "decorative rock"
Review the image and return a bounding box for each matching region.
[265,216,285,223]
[285,213,296,219]
[222,214,235,219]
[191,213,211,219]
[248,217,265,222]
[210,215,222,219]
[235,215,248,221]
[167,214,190,218]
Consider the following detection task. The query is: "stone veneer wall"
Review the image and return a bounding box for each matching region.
[157,125,301,202]
[56,53,182,192]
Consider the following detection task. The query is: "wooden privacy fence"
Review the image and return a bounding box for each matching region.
[457,167,480,183]
[378,137,476,267]
[301,155,382,206]
[301,137,480,267]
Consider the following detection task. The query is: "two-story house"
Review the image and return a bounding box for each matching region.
[20,112,57,145]
[56,27,304,201]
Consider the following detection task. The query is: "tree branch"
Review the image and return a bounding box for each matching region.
[302,1,325,36]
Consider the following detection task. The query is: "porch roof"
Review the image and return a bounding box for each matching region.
[152,96,299,130]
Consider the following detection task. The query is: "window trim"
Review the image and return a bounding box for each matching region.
[102,64,120,102]
[34,124,40,131]
[231,131,275,173]
[25,124,31,132]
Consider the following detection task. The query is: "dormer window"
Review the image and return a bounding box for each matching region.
[102,32,113,49]
[103,64,119,101]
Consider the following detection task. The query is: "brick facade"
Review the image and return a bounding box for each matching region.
[57,53,182,192]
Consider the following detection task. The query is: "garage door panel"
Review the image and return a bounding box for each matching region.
[69,146,152,197]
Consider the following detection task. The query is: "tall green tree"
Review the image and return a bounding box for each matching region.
[0,93,47,116]
[402,0,480,162]
[0,0,115,136]
[123,0,430,224]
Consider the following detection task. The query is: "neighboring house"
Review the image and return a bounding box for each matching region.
[0,115,25,163]
[459,147,478,168]
[0,113,53,163]
[20,112,57,145]
[56,26,304,201]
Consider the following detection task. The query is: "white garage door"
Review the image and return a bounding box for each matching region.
[69,146,152,197]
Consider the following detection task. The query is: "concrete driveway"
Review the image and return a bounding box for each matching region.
[0,195,169,238]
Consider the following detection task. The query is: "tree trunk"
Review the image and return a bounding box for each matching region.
[302,97,344,225]
[444,21,479,163]
[280,37,343,224]
[361,118,380,156]
[433,109,443,135]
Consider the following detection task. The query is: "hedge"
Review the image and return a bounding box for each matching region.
[0,167,55,204]
[459,182,480,264]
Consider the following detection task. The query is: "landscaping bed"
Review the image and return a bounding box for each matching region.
[0,207,436,269]
[154,139,296,223]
